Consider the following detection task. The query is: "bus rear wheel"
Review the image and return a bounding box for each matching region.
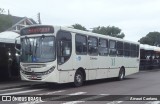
[117,68,125,81]
[74,70,84,87]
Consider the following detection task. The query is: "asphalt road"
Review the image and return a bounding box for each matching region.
[0,69,160,104]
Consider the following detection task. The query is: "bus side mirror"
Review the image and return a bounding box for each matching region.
[15,36,20,54]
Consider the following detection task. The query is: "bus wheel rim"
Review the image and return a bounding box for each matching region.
[120,72,124,79]
[76,74,82,83]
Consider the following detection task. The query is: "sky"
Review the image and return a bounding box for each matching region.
[1,0,160,42]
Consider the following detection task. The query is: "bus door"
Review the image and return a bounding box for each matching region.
[57,31,73,82]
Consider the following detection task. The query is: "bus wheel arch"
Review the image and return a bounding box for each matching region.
[121,66,125,76]
[117,66,125,81]
[73,68,86,87]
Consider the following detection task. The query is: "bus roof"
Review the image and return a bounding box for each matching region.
[0,31,20,44]
[60,26,139,45]
[140,44,160,51]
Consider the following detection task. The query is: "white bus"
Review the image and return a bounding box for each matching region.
[16,25,140,87]
[140,44,160,70]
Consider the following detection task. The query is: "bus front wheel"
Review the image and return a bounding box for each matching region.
[117,68,125,81]
[74,70,84,87]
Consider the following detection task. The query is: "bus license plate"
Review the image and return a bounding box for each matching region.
[31,75,37,79]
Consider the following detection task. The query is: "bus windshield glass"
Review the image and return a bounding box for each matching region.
[21,36,55,63]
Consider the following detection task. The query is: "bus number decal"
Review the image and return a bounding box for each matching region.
[90,57,97,60]
[111,58,115,66]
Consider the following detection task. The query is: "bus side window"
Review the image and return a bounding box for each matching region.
[57,31,72,64]
[124,43,130,57]
[99,38,108,56]
[75,34,87,55]
[130,44,137,57]
[109,40,116,56]
[117,41,123,56]
[136,45,139,57]
[88,36,98,55]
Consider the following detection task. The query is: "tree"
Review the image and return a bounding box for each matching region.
[92,26,125,39]
[138,32,160,46]
[0,8,12,32]
[72,24,87,31]
[0,8,5,14]
[0,15,12,32]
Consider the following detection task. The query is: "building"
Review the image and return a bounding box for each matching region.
[0,14,37,32]
[0,14,37,79]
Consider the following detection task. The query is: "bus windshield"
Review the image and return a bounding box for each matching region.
[21,36,55,63]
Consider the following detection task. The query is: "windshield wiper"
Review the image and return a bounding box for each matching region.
[33,35,45,59]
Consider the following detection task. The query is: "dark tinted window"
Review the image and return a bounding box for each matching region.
[124,43,130,57]
[88,36,98,55]
[130,44,137,57]
[136,45,139,57]
[117,41,123,56]
[75,34,87,55]
[109,40,116,56]
[99,38,108,56]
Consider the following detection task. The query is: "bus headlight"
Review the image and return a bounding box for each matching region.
[43,66,55,75]
[8,52,11,56]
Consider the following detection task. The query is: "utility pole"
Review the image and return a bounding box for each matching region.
[37,12,41,24]
[8,9,10,15]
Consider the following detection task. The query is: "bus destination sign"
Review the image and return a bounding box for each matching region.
[20,26,54,35]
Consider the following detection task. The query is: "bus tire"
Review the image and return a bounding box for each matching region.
[117,68,125,81]
[74,70,84,87]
